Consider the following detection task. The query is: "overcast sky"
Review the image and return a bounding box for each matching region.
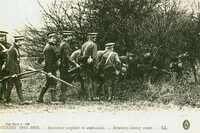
[0,0,199,36]
[0,0,54,35]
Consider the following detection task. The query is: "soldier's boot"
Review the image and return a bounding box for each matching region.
[59,84,66,104]
[0,83,3,101]
[37,87,48,103]
[79,78,86,99]
[87,84,93,101]
[5,86,12,103]
[16,87,24,104]
[50,88,57,102]
[1,82,6,102]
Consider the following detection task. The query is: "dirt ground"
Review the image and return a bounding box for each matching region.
[0,100,200,115]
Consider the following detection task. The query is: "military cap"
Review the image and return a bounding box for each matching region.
[62,30,74,35]
[87,32,98,36]
[14,35,24,42]
[0,31,8,37]
[105,42,115,47]
[47,32,56,37]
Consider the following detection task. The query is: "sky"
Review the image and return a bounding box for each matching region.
[0,0,199,37]
[0,0,53,35]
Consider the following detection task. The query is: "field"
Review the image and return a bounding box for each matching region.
[1,58,200,114]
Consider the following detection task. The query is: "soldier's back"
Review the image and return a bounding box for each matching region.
[5,46,20,74]
[81,40,96,58]
[43,44,58,72]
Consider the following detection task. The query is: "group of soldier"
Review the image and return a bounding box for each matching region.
[0,30,122,104]
[0,29,186,105]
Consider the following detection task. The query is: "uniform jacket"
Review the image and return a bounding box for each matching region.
[43,43,58,72]
[100,50,121,70]
[70,49,81,63]
[59,41,72,68]
[4,44,20,75]
[81,40,97,59]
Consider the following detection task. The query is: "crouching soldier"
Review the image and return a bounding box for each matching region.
[70,47,86,98]
[98,43,121,101]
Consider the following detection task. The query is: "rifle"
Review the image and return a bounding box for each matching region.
[152,66,171,75]
[0,70,40,82]
[26,66,78,89]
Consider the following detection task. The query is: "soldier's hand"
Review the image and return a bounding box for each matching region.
[87,56,93,64]
[115,70,120,75]
[12,74,18,78]
[47,72,53,77]
[153,66,157,69]
[76,64,80,68]
[1,63,6,70]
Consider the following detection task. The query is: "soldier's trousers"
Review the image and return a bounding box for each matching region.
[83,69,95,100]
[38,72,57,102]
[0,82,6,101]
[59,68,72,103]
[103,67,116,101]
[5,78,24,103]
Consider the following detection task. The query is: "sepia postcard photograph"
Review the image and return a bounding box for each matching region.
[0,0,200,132]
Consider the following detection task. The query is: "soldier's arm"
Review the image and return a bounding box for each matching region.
[70,51,77,62]
[115,53,122,70]
[63,45,78,67]
[92,43,97,59]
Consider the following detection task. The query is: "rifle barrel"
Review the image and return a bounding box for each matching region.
[0,70,40,82]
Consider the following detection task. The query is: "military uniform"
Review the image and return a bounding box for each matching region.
[98,43,121,101]
[80,33,98,100]
[0,47,7,102]
[38,33,58,103]
[70,49,85,97]
[4,36,24,103]
[71,49,81,64]
[0,31,8,102]
[59,31,77,103]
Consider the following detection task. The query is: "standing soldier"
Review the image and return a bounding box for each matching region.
[80,33,98,100]
[0,31,8,102]
[4,36,25,104]
[37,32,59,103]
[59,30,79,103]
[98,43,121,101]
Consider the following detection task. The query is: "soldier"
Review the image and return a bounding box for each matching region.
[0,49,8,102]
[80,33,98,100]
[71,47,81,64]
[170,56,183,80]
[3,36,25,104]
[37,32,59,103]
[98,42,121,101]
[59,30,79,103]
[0,31,8,102]
[70,47,86,98]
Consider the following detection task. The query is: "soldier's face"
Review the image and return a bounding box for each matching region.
[15,41,22,47]
[48,36,56,44]
[129,56,133,61]
[92,36,96,42]
[89,36,97,42]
